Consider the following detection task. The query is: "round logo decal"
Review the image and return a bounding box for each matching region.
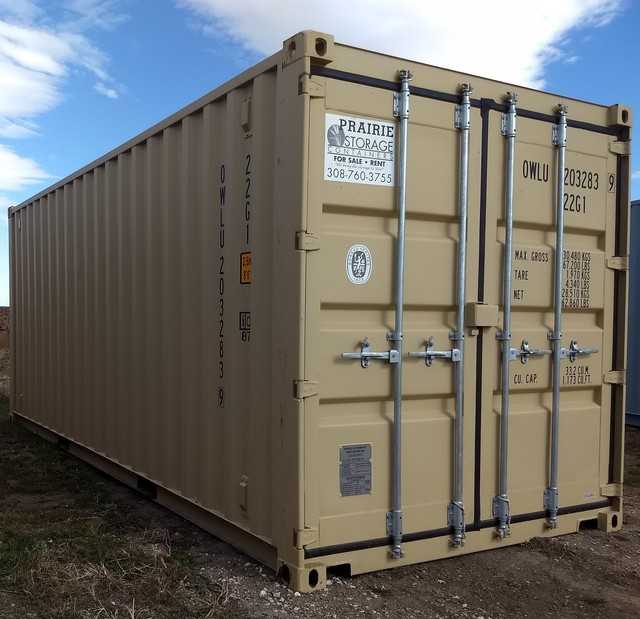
[346,244,373,285]
[327,123,347,147]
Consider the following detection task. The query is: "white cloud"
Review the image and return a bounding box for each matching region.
[0,143,50,221]
[0,1,124,136]
[177,0,622,88]
[632,171,640,180]
[94,81,118,99]
[64,0,129,32]
[0,193,12,225]
[0,0,42,23]
[0,18,119,122]
[0,144,50,192]
[0,118,37,138]
[0,0,125,216]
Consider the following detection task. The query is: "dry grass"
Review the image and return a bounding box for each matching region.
[0,399,241,619]
[2,394,640,618]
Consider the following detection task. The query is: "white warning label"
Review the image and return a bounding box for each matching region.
[324,113,395,186]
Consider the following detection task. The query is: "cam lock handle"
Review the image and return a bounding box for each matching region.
[561,339,598,363]
[509,340,551,365]
[408,336,461,366]
[341,337,400,368]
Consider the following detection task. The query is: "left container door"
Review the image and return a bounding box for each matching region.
[301,73,482,553]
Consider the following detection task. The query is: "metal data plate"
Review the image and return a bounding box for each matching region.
[339,444,372,496]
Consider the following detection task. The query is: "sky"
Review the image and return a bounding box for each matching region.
[0,0,638,306]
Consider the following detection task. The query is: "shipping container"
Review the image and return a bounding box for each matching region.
[627,200,640,426]
[9,30,631,591]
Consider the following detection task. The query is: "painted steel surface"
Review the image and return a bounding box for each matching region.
[9,31,630,591]
[628,200,640,426]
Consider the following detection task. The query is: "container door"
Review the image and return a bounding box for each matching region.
[479,108,618,525]
[302,77,482,551]
[627,200,640,427]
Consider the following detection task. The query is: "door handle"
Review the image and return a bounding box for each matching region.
[560,339,598,363]
[341,337,400,368]
[509,340,551,364]
[408,336,461,366]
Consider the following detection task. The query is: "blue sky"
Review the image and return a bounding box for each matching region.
[0,0,638,306]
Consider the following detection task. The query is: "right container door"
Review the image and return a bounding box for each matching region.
[480,108,619,522]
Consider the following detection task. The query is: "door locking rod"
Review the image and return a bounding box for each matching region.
[494,92,518,540]
[406,84,472,547]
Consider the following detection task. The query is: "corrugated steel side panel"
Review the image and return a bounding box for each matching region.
[9,60,302,549]
[627,199,640,426]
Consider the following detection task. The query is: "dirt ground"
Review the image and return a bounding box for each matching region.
[0,398,639,619]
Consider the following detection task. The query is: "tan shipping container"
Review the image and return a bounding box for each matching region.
[9,31,631,591]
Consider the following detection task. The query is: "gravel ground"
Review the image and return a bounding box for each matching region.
[1,397,639,618]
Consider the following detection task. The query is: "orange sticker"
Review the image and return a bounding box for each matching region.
[240,252,252,284]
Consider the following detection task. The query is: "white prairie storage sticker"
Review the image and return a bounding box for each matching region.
[324,113,395,186]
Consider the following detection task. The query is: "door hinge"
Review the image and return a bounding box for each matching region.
[294,527,318,548]
[604,370,626,385]
[240,98,252,133]
[454,99,471,129]
[299,75,325,98]
[239,475,249,512]
[608,140,631,156]
[606,256,629,271]
[295,231,320,251]
[293,379,319,399]
[600,483,622,497]
[501,111,517,137]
